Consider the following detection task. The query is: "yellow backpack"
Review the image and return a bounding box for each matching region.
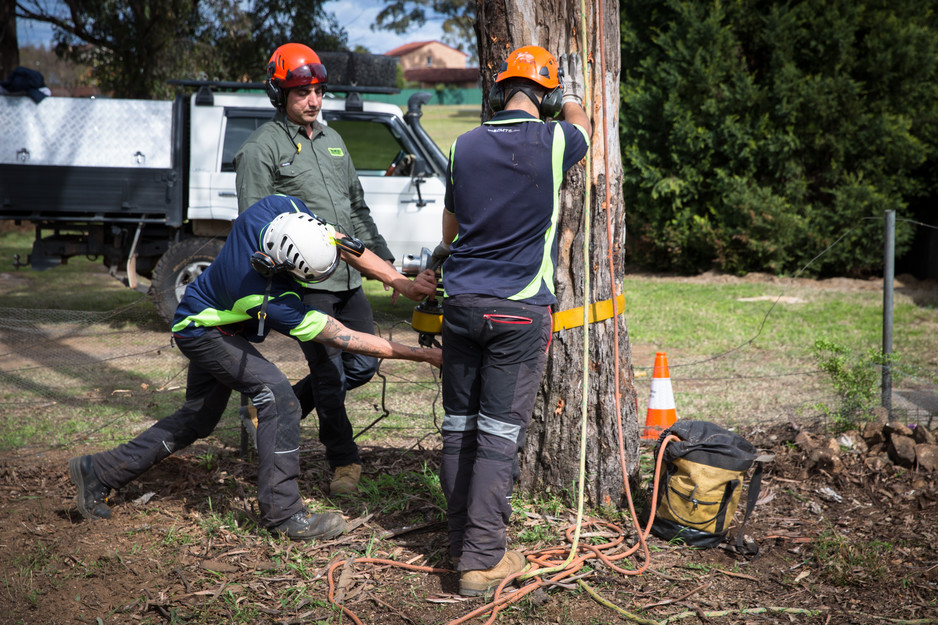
[651,421,765,554]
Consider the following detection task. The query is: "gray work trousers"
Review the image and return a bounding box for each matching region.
[440,294,551,571]
[292,286,377,468]
[91,329,305,528]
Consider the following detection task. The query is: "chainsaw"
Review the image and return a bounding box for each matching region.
[401,247,444,348]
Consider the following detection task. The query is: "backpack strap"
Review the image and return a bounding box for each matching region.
[733,458,766,555]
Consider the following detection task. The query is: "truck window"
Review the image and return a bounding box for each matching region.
[328,120,403,176]
[220,114,271,172]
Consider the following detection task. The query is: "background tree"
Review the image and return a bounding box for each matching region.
[374,0,476,60]
[18,43,91,90]
[13,0,348,98]
[475,0,640,506]
[1,0,18,78]
[620,0,938,277]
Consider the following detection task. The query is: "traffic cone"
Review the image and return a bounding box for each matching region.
[642,352,677,440]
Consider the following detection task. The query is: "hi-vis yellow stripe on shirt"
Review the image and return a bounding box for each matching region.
[551,292,626,332]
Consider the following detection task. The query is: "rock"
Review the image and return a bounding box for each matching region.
[912,426,936,446]
[915,444,938,472]
[888,435,917,468]
[809,447,845,473]
[871,406,890,424]
[885,422,915,438]
[795,431,817,451]
[838,431,868,454]
[862,422,885,445]
[864,454,889,471]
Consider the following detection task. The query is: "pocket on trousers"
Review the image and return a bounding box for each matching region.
[482,314,533,325]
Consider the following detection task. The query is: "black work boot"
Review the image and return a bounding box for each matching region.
[271,509,346,541]
[68,455,112,520]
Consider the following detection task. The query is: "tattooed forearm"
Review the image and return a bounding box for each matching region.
[315,317,440,366]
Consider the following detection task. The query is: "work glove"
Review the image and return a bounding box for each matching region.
[561,53,585,107]
[430,240,450,271]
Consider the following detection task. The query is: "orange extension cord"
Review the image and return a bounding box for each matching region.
[324,4,669,622]
[325,436,676,625]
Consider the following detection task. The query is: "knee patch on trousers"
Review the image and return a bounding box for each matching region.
[253,381,302,452]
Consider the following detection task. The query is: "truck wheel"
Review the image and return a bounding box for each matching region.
[151,237,224,323]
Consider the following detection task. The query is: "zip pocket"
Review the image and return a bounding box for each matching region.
[482,314,533,325]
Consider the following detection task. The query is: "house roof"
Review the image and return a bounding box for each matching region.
[385,40,468,58]
[404,67,480,84]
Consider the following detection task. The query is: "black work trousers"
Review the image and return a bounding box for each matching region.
[292,286,377,469]
[440,294,551,571]
[91,329,305,528]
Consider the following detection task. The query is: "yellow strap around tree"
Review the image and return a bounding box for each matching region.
[551,292,625,332]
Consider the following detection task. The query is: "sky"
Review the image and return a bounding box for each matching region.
[15,0,450,56]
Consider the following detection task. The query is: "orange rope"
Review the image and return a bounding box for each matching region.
[324,436,678,625]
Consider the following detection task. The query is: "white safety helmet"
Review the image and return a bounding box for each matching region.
[261,212,339,283]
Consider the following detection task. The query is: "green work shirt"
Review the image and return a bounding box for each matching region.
[233,110,393,292]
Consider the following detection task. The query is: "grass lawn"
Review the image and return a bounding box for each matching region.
[2,224,936,451]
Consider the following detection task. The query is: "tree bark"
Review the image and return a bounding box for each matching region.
[1,0,19,80]
[475,0,639,507]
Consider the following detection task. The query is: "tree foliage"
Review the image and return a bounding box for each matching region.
[620,0,938,276]
[14,0,348,98]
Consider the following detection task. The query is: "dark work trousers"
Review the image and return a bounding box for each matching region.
[91,329,305,528]
[292,287,378,469]
[440,294,551,571]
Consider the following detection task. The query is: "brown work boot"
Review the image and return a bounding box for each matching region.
[330,463,362,495]
[270,509,346,541]
[459,550,526,597]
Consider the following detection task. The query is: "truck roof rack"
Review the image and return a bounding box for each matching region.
[166,79,399,95]
[166,80,401,107]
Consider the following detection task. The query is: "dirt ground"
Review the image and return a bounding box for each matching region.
[0,421,936,625]
[1,272,937,625]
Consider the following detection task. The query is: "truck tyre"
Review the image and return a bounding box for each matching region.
[151,237,225,323]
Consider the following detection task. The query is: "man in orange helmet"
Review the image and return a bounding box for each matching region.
[434,45,592,596]
[235,44,395,497]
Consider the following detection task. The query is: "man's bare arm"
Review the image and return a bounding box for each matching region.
[314,317,442,367]
[336,236,436,301]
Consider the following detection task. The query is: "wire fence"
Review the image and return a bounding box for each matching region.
[1,215,937,455]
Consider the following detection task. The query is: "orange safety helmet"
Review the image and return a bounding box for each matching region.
[494,45,560,89]
[490,45,563,117]
[265,43,327,108]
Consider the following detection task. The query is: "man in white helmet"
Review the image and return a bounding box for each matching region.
[67,194,440,541]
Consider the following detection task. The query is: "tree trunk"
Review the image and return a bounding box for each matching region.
[1,0,19,80]
[475,0,639,507]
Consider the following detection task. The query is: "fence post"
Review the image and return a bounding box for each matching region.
[882,210,895,414]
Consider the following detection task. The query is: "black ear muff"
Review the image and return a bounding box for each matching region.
[539,85,563,118]
[265,78,284,109]
[250,251,278,278]
[488,82,504,112]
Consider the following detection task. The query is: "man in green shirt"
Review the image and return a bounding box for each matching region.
[234,43,392,496]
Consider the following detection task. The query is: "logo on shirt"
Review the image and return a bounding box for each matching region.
[487,127,519,133]
[329,147,344,157]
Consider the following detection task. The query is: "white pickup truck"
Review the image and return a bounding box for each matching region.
[0,81,448,321]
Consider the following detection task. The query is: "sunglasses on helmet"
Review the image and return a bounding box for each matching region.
[279,63,328,88]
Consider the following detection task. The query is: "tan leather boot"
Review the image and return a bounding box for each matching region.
[330,463,362,495]
[459,550,526,596]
